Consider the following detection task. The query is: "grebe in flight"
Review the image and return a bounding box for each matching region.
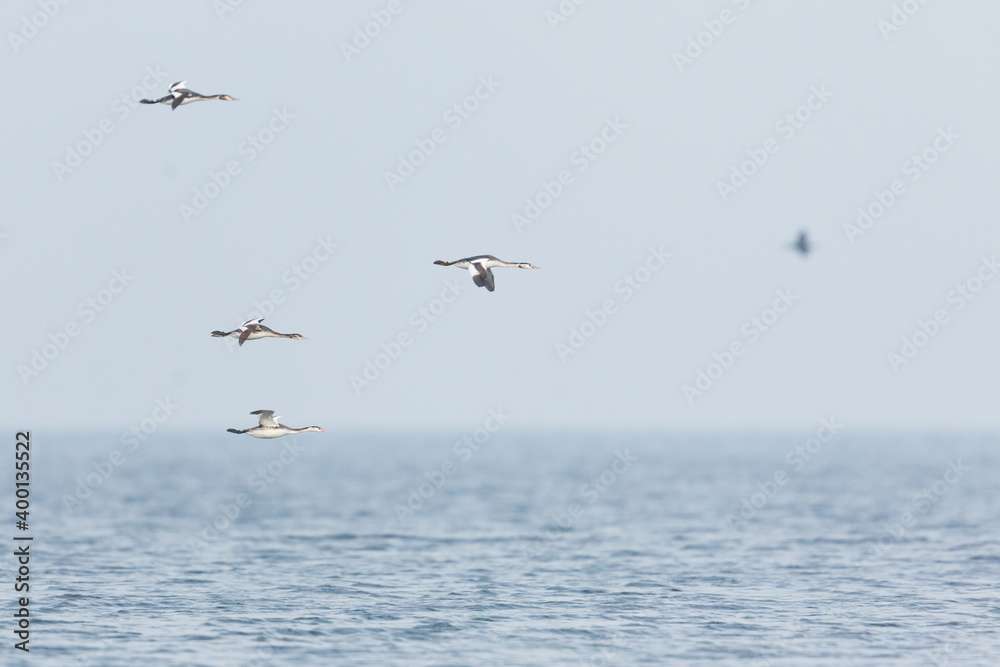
[791,231,811,256]
[211,319,307,346]
[140,81,238,110]
[433,255,540,292]
[227,410,327,439]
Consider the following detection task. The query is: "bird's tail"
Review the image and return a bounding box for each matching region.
[211,331,229,337]
[226,428,245,434]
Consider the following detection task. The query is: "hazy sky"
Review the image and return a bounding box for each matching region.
[3,1,1000,431]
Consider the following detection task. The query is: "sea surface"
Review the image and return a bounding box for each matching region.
[1,430,998,666]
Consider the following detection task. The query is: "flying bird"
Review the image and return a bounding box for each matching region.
[227,410,327,439]
[433,255,540,292]
[140,81,238,110]
[211,319,307,346]
[791,231,811,256]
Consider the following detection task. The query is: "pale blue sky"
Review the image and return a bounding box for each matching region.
[3,1,999,431]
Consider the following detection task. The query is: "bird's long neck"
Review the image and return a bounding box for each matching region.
[256,330,297,339]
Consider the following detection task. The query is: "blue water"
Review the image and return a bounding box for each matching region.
[1,431,998,665]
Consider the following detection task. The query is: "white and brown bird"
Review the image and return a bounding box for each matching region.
[140,81,238,110]
[433,255,540,292]
[211,319,307,346]
[227,410,326,439]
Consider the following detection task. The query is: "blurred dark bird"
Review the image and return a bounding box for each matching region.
[791,231,811,256]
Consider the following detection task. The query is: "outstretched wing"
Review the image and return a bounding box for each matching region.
[470,263,496,292]
[251,410,278,427]
[237,318,263,345]
[169,81,188,92]
[171,94,186,110]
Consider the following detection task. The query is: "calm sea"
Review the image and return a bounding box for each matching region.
[1,430,997,665]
